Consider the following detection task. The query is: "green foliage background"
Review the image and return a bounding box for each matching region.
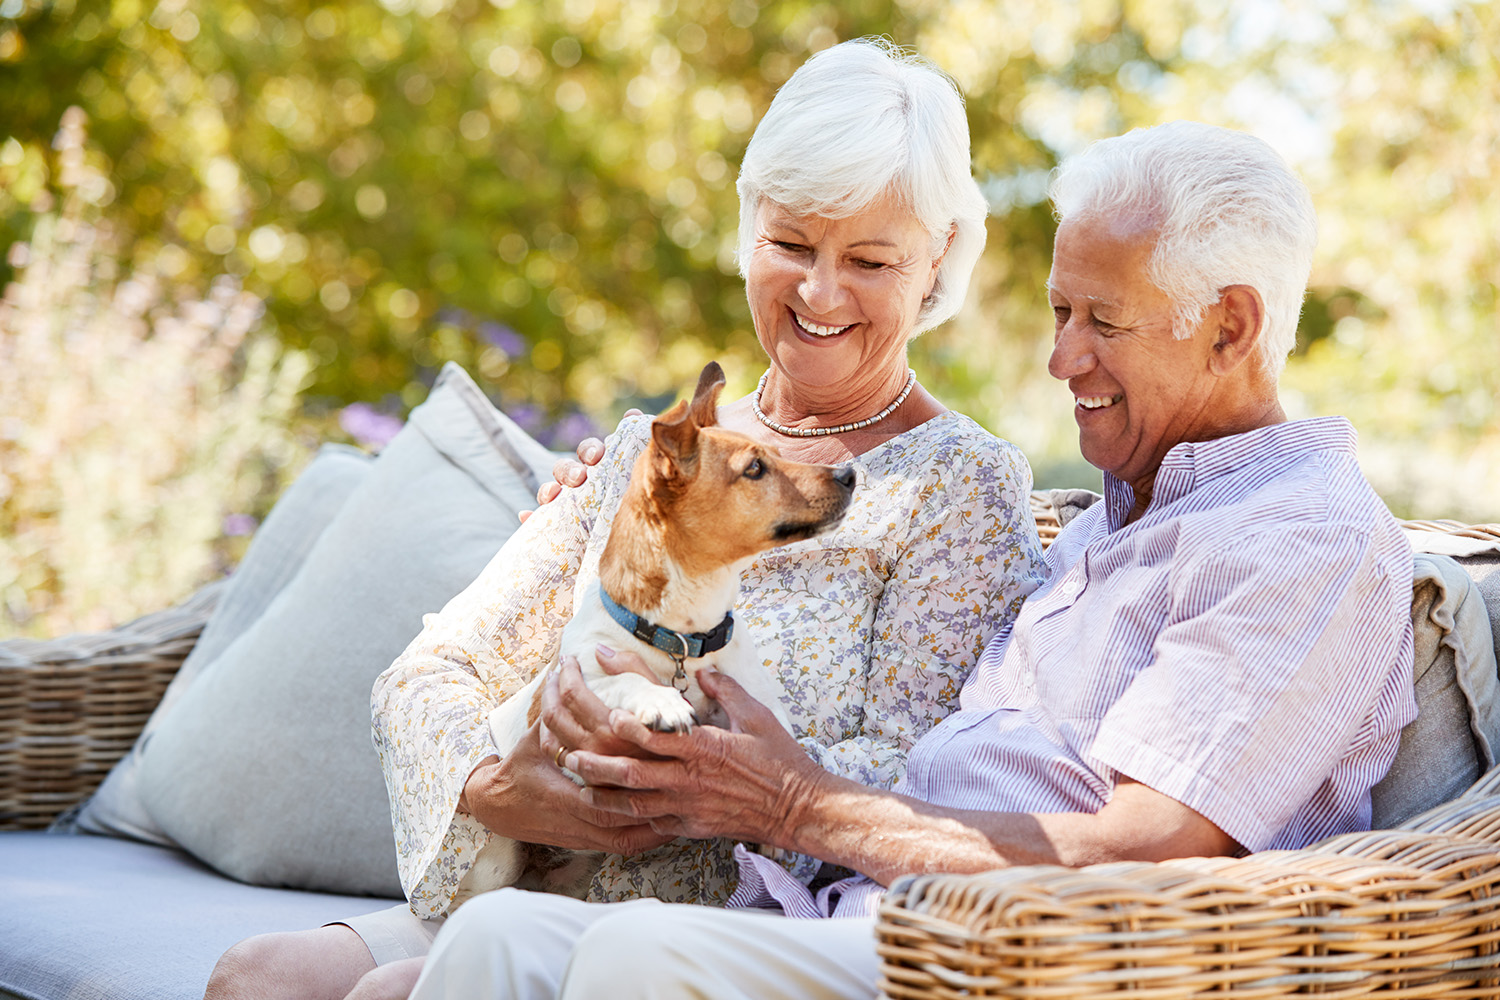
[3,0,1497,520]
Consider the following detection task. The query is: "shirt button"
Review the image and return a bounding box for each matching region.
[1059,580,1081,598]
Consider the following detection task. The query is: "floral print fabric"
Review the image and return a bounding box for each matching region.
[372,410,1044,919]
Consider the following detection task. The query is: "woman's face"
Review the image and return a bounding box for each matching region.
[745,193,940,393]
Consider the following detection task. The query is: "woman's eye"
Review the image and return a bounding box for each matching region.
[742,459,765,480]
[774,241,807,253]
[854,258,886,270]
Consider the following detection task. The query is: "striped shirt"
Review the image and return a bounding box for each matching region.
[730,416,1416,918]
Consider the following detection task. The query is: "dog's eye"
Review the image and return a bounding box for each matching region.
[742,459,765,480]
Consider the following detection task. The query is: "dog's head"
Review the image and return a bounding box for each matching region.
[645,361,855,574]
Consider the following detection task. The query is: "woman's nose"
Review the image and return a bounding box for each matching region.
[1047,320,1096,381]
[798,257,847,313]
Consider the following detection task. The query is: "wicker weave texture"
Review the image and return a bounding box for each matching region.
[0,583,219,830]
[876,781,1500,999]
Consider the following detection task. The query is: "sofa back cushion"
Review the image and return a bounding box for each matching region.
[138,364,549,896]
[71,444,373,845]
[1370,552,1500,827]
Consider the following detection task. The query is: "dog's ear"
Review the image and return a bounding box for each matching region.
[687,361,725,429]
[650,363,725,479]
[650,399,699,479]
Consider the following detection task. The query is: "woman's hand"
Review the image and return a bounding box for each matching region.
[537,651,665,764]
[560,653,831,850]
[459,714,672,856]
[521,409,642,521]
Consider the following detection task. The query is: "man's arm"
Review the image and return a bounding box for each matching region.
[556,660,1238,885]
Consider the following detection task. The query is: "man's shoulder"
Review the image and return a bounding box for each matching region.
[1172,441,1412,592]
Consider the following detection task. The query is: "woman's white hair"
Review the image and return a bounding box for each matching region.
[1049,121,1317,374]
[736,38,987,337]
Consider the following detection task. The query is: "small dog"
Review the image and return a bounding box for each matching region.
[450,361,856,908]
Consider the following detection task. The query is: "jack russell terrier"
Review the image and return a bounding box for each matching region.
[451,361,856,908]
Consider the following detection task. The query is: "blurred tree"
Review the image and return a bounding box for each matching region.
[0,108,309,637]
[2,0,928,443]
[2,0,1497,516]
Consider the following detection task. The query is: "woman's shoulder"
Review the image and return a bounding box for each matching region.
[599,413,652,468]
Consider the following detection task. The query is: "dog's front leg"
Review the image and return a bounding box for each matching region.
[588,671,697,733]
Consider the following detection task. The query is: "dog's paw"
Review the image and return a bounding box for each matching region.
[617,685,697,733]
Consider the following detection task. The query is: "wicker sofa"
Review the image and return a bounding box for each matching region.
[4,468,1500,999]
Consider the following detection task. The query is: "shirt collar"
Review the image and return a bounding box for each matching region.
[1102,416,1357,531]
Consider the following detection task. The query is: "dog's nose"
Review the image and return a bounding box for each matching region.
[832,464,856,491]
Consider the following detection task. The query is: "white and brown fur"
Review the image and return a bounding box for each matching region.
[450,361,856,909]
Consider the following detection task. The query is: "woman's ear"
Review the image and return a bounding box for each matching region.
[1209,284,1266,375]
[926,226,956,300]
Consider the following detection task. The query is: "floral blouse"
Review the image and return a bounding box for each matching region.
[372,410,1045,919]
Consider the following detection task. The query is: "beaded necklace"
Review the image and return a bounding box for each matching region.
[750,368,916,438]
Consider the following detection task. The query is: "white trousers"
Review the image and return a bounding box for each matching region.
[407,888,880,1000]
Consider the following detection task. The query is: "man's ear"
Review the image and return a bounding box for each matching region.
[1209,285,1266,375]
[650,400,699,479]
[688,361,726,428]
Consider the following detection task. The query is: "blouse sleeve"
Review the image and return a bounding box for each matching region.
[802,436,1046,789]
[370,422,636,918]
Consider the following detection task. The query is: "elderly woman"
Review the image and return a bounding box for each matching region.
[403,122,1414,1000]
[204,38,1044,1000]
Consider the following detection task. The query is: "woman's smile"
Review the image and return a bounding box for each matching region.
[790,309,855,340]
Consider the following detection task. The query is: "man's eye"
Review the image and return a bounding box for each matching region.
[742,459,765,480]
[1052,306,1069,325]
[774,241,807,253]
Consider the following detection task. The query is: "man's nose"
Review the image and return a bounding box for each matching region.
[1047,320,1096,381]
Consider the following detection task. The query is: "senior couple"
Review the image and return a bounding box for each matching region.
[209,38,1415,1000]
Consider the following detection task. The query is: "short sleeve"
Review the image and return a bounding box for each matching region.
[1091,522,1414,852]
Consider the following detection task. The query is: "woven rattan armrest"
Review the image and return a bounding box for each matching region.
[876,773,1500,999]
[0,581,223,830]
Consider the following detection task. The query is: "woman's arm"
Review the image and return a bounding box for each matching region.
[371,419,660,917]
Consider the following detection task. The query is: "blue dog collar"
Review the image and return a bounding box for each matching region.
[596,582,734,662]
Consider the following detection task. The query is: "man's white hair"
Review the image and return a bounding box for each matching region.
[735,38,987,337]
[1049,121,1317,374]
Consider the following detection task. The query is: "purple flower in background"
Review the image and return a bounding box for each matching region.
[549,411,604,451]
[505,402,546,439]
[223,513,259,537]
[479,321,526,358]
[340,403,405,449]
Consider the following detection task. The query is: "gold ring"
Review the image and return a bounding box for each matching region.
[554,744,570,769]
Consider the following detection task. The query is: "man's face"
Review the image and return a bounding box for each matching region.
[1046,215,1226,495]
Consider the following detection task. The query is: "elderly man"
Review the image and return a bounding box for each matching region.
[403,120,1416,1000]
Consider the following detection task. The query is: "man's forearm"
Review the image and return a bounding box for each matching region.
[781,773,1239,886]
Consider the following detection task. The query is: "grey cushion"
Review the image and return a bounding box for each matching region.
[70,444,373,845]
[0,831,397,1000]
[1047,487,1103,528]
[138,364,548,896]
[1478,564,1500,665]
[1370,552,1500,828]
